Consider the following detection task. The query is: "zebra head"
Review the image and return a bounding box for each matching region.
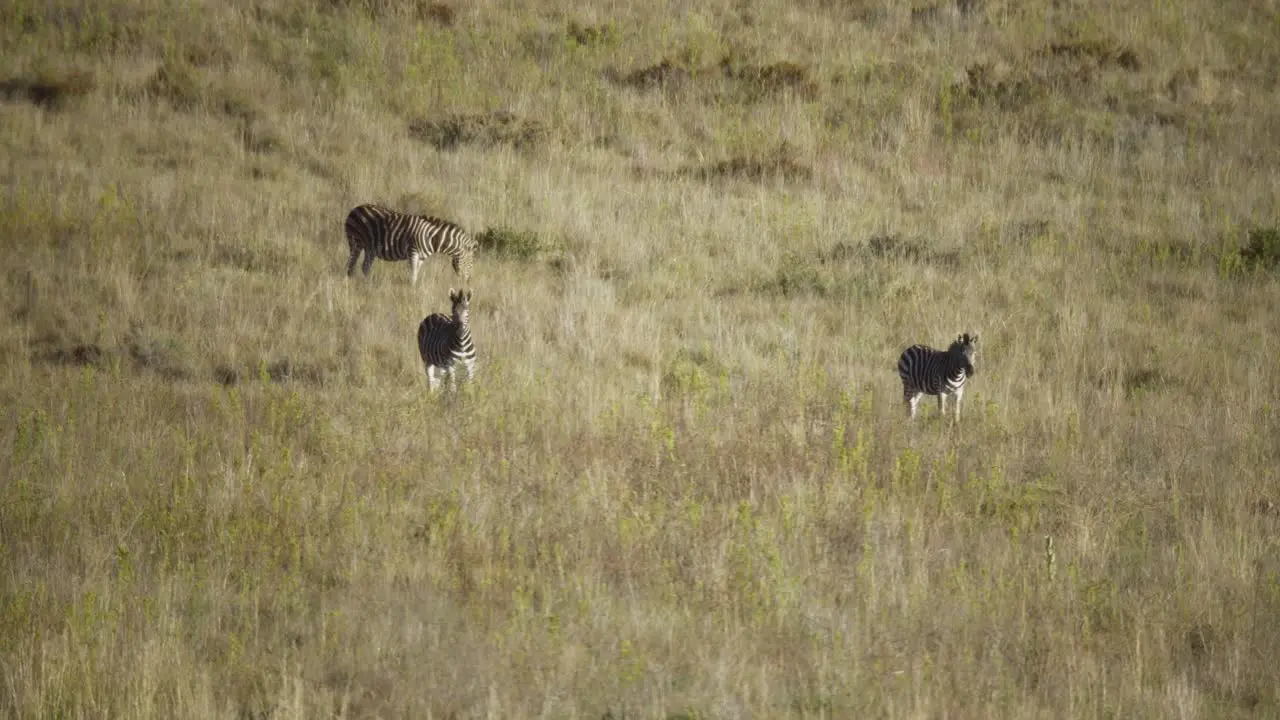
[449,288,471,326]
[950,333,978,376]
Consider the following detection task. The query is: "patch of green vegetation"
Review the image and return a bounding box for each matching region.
[976,476,1060,533]
[732,233,956,299]
[605,58,694,92]
[34,329,191,381]
[1124,367,1174,397]
[2,3,149,53]
[1238,227,1280,270]
[123,326,191,381]
[756,253,831,297]
[718,54,820,102]
[606,50,818,105]
[408,111,547,151]
[1134,236,1200,268]
[262,358,325,385]
[1218,226,1280,277]
[141,59,207,111]
[818,234,961,269]
[209,242,290,274]
[1037,39,1142,72]
[865,234,928,263]
[941,34,1184,146]
[475,226,552,260]
[661,346,725,398]
[325,0,454,24]
[565,20,620,50]
[680,142,813,184]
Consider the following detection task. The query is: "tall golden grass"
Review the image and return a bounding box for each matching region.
[2,0,1279,716]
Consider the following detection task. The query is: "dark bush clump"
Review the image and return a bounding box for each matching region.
[681,143,813,184]
[604,59,692,91]
[0,71,95,110]
[1239,227,1280,270]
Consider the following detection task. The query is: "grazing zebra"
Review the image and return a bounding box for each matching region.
[417,288,476,392]
[897,333,978,422]
[344,203,476,286]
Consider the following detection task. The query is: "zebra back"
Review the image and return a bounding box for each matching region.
[414,213,475,259]
[418,216,476,283]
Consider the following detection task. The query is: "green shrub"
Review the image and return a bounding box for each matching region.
[565,21,619,49]
[475,226,545,260]
[1239,227,1280,270]
[756,253,830,297]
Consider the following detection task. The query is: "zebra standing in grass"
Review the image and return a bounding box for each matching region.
[344,203,477,287]
[417,288,476,392]
[897,333,978,422]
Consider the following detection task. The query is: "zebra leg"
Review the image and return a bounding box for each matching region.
[361,250,375,277]
[953,387,965,422]
[346,248,361,277]
[938,393,947,418]
[410,252,423,286]
[904,391,921,419]
[426,363,442,392]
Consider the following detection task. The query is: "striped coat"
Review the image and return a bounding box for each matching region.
[897,333,977,421]
[418,288,476,392]
[344,204,476,286]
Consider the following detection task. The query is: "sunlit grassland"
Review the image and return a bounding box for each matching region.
[2,0,1280,717]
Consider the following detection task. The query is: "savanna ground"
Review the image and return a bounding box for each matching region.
[2,0,1280,717]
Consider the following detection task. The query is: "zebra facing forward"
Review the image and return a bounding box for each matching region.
[345,203,477,287]
[897,333,978,422]
[417,288,476,392]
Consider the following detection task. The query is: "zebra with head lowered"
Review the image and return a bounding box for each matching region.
[417,288,476,393]
[897,333,978,422]
[344,203,477,287]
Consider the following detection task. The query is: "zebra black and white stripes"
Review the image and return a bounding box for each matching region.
[417,288,476,392]
[897,333,978,421]
[345,203,477,287]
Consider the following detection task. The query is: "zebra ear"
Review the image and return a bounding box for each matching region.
[465,290,472,301]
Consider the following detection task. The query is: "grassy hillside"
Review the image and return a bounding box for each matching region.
[3,0,1280,716]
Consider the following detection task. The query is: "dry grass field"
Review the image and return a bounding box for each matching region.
[3,0,1280,717]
